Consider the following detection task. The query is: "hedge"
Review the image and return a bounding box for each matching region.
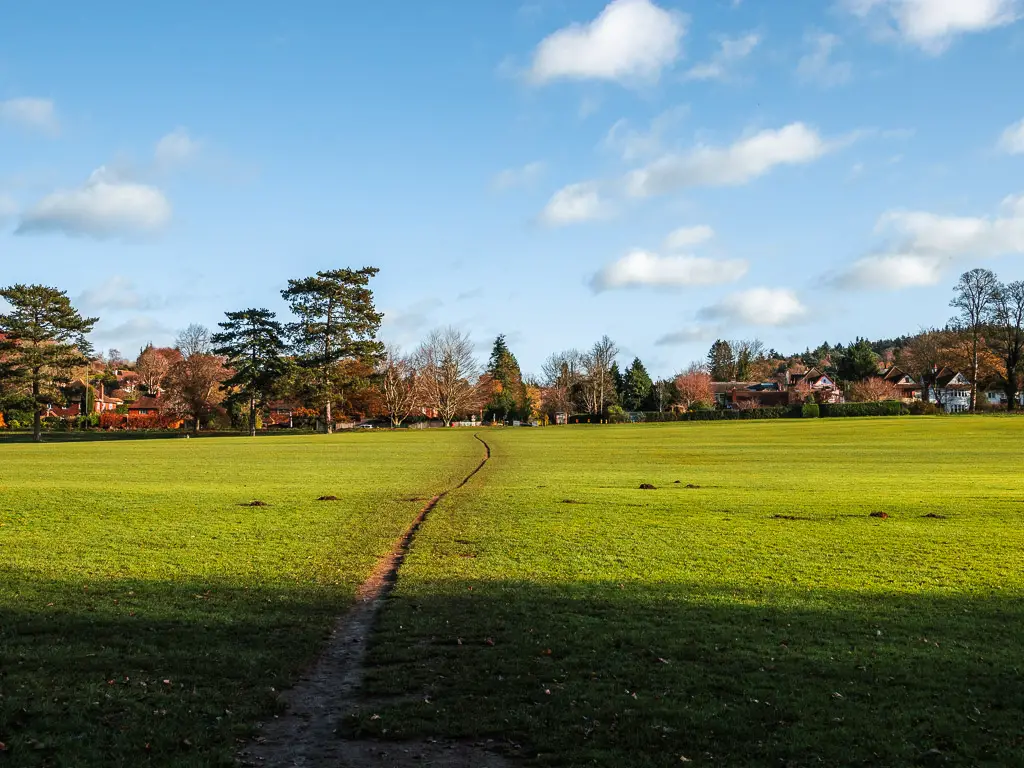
[818,401,903,417]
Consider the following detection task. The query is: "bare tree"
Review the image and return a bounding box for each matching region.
[376,345,420,427]
[581,335,618,416]
[175,323,212,360]
[163,354,228,433]
[135,345,181,394]
[541,349,584,417]
[848,378,901,402]
[991,280,1024,410]
[414,327,482,427]
[950,269,1000,411]
[899,329,948,405]
[105,348,127,368]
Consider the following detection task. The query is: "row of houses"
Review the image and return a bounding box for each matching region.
[711,365,988,413]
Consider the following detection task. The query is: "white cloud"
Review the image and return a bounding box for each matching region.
[655,325,719,346]
[665,224,715,249]
[492,161,545,190]
[796,32,852,86]
[381,298,444,332]
[91,316,174,347]
[998,118,1024,154]
[0,97,59,136]
[834,193,1024,289]
[78,276,166,312]
[835,253,949,288]
[16,167,172,239]
[602,105,689,161]
[698,287,808,326]
[539,181,611,225]
[843,0,1021,53]
[154,128,201,170]
[683,32,760,81]
[590,249,747,292]
[529,0,687,85]
[626,122,835,197]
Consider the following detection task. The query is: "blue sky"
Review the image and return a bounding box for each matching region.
[2,0,1023,377]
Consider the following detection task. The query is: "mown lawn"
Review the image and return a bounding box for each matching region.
[0,430,484,767]
[356,418,1024,767]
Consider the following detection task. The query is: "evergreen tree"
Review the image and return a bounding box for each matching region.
[609,361,624,405]
[484,334,527,422]
[707,340,735,381]
[281,268,384,433]
[0,284,98,442]
[212,308,288,437]
[835,338,880,383]
[622,357,653,411]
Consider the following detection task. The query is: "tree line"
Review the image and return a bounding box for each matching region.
[2,267,1022,441]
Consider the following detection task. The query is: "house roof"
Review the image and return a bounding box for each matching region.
[127,395,162,410]
[934,367,969,389]
[712,381,780,394]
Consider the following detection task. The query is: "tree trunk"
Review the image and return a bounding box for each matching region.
[325,400,333,434]
[32,370,42,443]
[249,393,257,437]
[970,333,979,412]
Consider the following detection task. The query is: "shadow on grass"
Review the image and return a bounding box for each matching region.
[3,573,1023,767]
[0,571,351,767]
[355,581,1024,767]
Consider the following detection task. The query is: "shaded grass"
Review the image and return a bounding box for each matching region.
[0,431,483,766]
[356,418,1024,766]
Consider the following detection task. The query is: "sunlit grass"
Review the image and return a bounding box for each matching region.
[358,418,1024,766]
[0,431,483,767]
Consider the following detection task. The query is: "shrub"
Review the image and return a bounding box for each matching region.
[820,401,903,418]
[907,401,942,416]
[802,402,820,418]
[678,406,790,421]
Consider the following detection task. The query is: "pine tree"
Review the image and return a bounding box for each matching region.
[485,334,527,422]
[281,268,384,432]
[622,357,653,411]
[0,284,98,442]
[835,338,880,383]
[609,361,624,405]
[707,340,735,381]
[212,308,288,437]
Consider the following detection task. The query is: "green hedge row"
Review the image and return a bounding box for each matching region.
[641,401,906,422]
[818,401,903,417]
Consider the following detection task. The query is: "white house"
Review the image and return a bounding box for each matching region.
[926,368,971,413]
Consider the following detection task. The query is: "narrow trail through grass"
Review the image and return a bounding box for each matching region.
[353,418,1024,767]
[240,433,496,768]
[0,431,483,767]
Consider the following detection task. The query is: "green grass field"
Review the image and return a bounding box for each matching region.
[0,431,484,766]
[2,419,1023,766]
[354,418,1024,766]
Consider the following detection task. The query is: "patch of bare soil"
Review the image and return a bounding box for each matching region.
[239,435,508,768]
